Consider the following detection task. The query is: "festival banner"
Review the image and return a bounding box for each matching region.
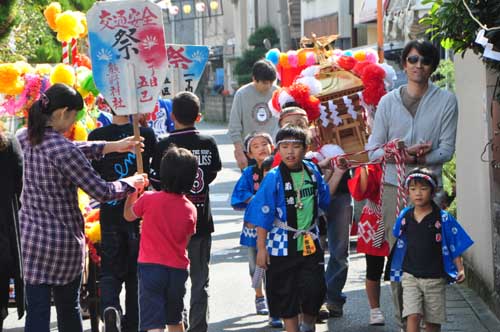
[161,44,209,97]
[87,0,168,115]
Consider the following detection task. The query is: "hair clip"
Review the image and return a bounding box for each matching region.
[40,93,50,111]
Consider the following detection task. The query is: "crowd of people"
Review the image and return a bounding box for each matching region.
[0,39,474,332]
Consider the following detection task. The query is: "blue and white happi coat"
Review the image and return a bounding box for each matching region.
[245,160,330,256]
[390,206,474,283]
[231,166,262,247]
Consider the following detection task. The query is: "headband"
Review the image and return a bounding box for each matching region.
[279,107,307,122]
[405,173,437,189]
[276,139,305,146]
[245,133,273,153]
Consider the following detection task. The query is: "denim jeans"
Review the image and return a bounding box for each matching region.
[25,274,83,332]
[187,234,211,332]
[100,226,140,332]
[325,193,353,306]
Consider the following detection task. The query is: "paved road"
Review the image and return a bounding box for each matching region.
[4,120,500,332]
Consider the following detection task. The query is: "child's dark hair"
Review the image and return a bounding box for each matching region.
[252,59,277,82]
[243,131,273,153]
[261,155,275,172]
[401,40,440,72]
[172,91,200,126]
[28,83,84,146]
[275,125,308,148]
[160,145,198,194]
[405,167,438,193]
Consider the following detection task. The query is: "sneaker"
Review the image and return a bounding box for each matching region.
[255,296,269,315]
[326,303,343,318]
[299,322,316,332]
[317,303,330,321]
[369,308,385,326]
[103,307,121,332]
[268,317,283,328]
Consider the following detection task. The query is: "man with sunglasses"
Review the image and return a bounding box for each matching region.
[367,40,458,331]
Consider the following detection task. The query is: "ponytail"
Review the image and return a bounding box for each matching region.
[27,83,84,146]
[27,100,51,146]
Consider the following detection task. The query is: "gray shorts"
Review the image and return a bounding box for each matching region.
[402,272,446,324]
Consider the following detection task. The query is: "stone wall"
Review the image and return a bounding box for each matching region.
[202,94,233,123]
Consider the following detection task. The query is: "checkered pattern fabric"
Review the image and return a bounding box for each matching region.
[267,227,288,256]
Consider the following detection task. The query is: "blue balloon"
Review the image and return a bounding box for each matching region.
[344,50,353,57]
[266,49,280,65]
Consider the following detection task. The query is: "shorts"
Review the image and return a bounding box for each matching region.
[138,263,188,330]
[365,254,385,281]
[266,250,326,318]
[402,272,446,324]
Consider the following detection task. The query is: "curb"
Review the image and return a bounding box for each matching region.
[454,284,500,332]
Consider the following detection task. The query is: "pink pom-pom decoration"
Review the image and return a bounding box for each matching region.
[305,52,316,66]
[365,51,378,64]
[287,50,298,68]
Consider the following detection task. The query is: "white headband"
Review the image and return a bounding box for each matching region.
[405,173,437,189]
[245,133,273,153]
[276,139,304,146]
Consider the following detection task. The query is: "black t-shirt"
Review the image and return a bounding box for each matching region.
[151,127,222,236]
[402,204,445,278]
[88,124,156,230]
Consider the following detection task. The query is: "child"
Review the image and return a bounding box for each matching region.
[347,164,389,325]
[150,91,222,332]
[230,132,282,328]
[390,168,473,332]
[246,126,345,332]
[88,110,156,332]
[124,146,198,332]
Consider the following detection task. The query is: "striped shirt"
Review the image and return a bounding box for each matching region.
[17,128,134,285]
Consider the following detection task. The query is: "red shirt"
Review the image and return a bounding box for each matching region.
[133,191,197,269]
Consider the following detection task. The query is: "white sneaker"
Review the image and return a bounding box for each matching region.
[369,308,385,326]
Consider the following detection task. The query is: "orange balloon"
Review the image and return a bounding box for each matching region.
[279,53,290,69]
[297,49,307,66]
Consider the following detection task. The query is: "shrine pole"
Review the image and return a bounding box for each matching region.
[377,0,384,63]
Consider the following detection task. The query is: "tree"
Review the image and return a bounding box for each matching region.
[0,0,95,63]
[234,25,279,86]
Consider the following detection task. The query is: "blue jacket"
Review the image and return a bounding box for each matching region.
[245,160,330,256]
[390,207,473,283]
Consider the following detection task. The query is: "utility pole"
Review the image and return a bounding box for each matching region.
[278,0,291,51]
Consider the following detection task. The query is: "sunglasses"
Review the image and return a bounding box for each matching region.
[406,55,432,66]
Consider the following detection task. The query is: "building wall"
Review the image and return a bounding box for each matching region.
[455,52,500,317]
[301,0,339,21]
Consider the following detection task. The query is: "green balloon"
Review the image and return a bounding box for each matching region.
[81,74,100,96]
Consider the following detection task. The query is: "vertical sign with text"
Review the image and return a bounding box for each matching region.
[87,0,168,115]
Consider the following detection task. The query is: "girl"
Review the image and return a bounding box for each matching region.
[17,83,146,332]
[124,146,198,332]
[230,132,283,328]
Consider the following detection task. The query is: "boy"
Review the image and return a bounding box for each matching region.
[390,168,473,332]
[88,111,156,332]
[246,126,345,332]
[151,92,222,332]
[228,59,278,170]
[124,146,198,332]
[230,132,282,328]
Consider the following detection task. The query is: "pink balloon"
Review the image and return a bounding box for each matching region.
[287,51,298,68]
[306,52,316,66]
[365,52,378,64]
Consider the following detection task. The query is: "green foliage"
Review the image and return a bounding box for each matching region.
[0,0,20,41]
[432,59,455,92]
[420,0,500,75]
[234,25,279,86]
[0,0,96,63]
[443,155,456,215]
[248,25,279,48]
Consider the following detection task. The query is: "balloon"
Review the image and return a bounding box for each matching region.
[287,50,298,68]
[305,52,316,66]
[265,48,280,65]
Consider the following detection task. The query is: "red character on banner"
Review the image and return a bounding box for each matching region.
[167,46,192,69]
[112,96,126,109]
[138,76,149,88]
[140,90,153,102]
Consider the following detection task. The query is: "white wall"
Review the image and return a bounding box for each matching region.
[301,0,339,21]
[455,52,495,289]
